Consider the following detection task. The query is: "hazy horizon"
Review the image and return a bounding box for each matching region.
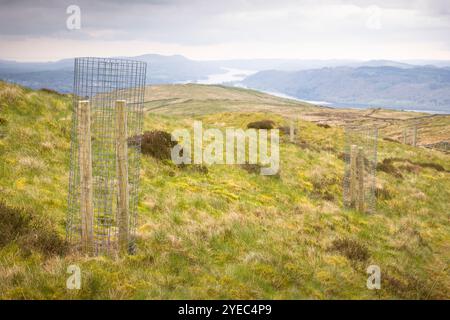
[3,54,450,65]
[1,0,450,62]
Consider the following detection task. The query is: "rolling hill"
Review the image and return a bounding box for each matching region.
[0,81,449,299]
[3,54,450,112]
[242,66,450,113]
[144,84,450,149]
[0,54,223,92]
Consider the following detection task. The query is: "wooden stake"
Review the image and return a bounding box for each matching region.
[350,145,358,207]
[413,125,417,147]
[403,128,407,144]
[289,119,294,142]
[78,100,94,254]
[116,100,129,254]
[357,146,365,212]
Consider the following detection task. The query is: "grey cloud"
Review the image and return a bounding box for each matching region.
[0,0,449,46]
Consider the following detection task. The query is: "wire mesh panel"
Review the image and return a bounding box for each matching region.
[67,57,147,255]
[343,126,378,214]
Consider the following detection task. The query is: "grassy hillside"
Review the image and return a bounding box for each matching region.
[0,81,449,299]
[146,84,450,149]
[144,83,318,116]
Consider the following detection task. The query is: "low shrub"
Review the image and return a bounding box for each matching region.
[0,201,67,256]
[277,126,297,136]
[130,130,178,160]
[375,185,393,200]
[39,88,64,96]
[240,162,262,174]
[247,120,275,130]
[377,158,403,178]
[383,137,400,143]
[377,157,447,177]
[330,238,369,262]
[417,161,445,172]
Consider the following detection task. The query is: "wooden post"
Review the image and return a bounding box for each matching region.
[357,146,365,212]
[78,100,94,254]
[413,125,417,147]
[116,100,129,254]
[403,128,407,144]
[289,119,294,142]
[349,145,358,207]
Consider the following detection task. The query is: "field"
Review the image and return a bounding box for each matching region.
[0,81,449,299]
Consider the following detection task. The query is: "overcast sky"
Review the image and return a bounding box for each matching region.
[0,0,449,61]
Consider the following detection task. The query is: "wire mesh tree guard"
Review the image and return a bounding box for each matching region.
[401,123,419,147]
[67,57,147,255]
[343,126,378,214]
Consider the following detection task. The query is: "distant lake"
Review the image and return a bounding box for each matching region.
[258,90,333,106]
[241,87,449,115]
[195,68,257,84]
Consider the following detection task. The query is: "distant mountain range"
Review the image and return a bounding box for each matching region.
[241,66,450,113]
[1,54,450,112]
[0,54,223,92]
[214,59,421,71]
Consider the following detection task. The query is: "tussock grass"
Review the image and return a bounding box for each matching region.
[329,238,369,262]
[0,81,24,105]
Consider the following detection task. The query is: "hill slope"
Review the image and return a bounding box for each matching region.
[0,81,449,299]
[242,66,450,113]
[145,84,450,149]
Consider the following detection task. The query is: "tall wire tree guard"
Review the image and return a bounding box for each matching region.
[401,122,419,147]
[343,126,378,214]
[67,57,147,255]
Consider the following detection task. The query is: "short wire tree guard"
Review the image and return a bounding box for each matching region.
[343,126,378,214]
[67,57,147,255]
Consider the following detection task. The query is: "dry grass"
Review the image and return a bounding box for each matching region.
[329,238,370,262]
[18,156,46,170]
[0,82,24,105]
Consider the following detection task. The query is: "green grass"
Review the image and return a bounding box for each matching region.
[0,81,449,299]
